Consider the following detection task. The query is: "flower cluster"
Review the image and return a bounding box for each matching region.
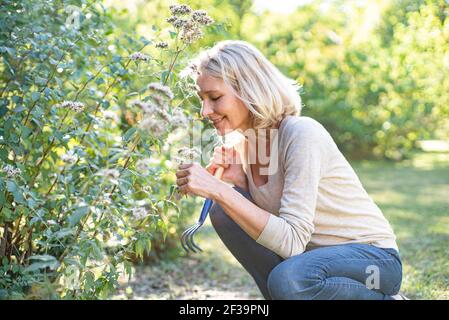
[61,150,78,164]
[59,100,85,112]
[169,4,192,15]
[179,62,200,79]
[139,117,166,135]
[174,146,201,165]
[170,108,189,128]
[132,206,149,220]
[130,52,150,62]
[180,20,203,44]
[102,110,120,123]
[97,168,120,180]
[155,41,168,49]
[133,100,158,114]
[191,10,214,26]
[166,4,214,44]
[147,82,174,100]
[2,164,21,178]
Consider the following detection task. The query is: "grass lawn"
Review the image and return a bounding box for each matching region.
[353,151,449,300]
[115,151,448,300]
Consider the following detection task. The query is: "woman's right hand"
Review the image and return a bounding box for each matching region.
[206,145,248,191]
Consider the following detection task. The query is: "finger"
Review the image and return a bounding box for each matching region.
[176,176,189,186]
[175,169,189,178]
[213,153,230,167]
[206,162,217,174]
[178,163,193,170]
[178,184,190,196]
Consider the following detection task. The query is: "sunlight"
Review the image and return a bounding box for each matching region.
[253,0,312,13]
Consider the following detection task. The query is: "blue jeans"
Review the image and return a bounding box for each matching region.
[209,187,403,300]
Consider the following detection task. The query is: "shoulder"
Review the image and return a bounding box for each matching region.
[279,115,330,144]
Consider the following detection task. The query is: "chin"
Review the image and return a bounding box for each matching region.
[213,118,235,136]
[216,125,237,136]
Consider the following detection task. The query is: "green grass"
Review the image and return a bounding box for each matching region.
[353,151,449,300]
[115,151,448,300]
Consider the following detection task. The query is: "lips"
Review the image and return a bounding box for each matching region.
[211,117,225,125]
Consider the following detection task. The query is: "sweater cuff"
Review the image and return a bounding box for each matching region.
[256,213,282,250]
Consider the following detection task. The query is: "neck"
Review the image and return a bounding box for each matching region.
[243,128,276,167]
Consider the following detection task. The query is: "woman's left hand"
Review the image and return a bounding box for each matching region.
[176,163,225,200]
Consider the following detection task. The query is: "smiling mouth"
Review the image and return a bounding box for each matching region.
[211,117,225,125]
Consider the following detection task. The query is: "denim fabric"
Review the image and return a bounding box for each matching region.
[209,186,402,300]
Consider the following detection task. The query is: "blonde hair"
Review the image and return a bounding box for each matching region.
[189,40,302,129]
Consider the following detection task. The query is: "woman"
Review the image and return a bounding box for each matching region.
[175,40,404,300]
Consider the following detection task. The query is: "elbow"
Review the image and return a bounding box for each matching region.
[282,242,306,259]
[282,222,314,258]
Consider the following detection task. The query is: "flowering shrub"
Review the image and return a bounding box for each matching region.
[0,1,214,299]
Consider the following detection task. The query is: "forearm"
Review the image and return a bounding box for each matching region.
[211,183,271,240]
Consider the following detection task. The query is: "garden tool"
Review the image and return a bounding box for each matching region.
[181,166,224,253]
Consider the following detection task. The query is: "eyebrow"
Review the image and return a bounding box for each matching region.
[197,90,220,98]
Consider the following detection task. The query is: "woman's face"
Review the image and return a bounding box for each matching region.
[196,72,252,136]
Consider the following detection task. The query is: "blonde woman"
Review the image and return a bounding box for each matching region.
[175,40,404,300]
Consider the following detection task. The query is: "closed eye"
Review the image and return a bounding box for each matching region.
[211,96,222,101]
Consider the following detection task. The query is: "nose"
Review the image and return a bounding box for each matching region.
[201,101,214,120]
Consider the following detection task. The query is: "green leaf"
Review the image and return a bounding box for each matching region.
[68,205,90,227]
[6,180,25,204]
[90,240,103,260]
[53,228,75,239]
[169,31,177,39]
[123,127,137,142]
[25,255,60,272]
[0,105,7,117]
[6,180,17,193]
[31,92,41,102]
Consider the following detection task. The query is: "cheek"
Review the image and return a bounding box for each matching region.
[217,98,249,121]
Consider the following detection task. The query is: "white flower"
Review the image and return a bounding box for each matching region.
[155,41,168,49]
[147,82,174,100]
[157,109,171,122]
[191,10,214,26]
[59,100,85,112]
[130,52,150,62]
[2,164,21,178]
[102,110,120,122]
[61,150,78,164]
[97,168,120,180]
[180,20,203,44]
[139,117,165,135]
[100,193,112,206]
[170,109,188,128]
[175,146,201,164]
[169,4,192,15]
[180,62,200,79]
[151,94,167,107]
[166,15,178,24]
[132,100,159,114]
[132,206,149,220]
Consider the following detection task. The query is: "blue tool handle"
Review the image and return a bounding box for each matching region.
[197,166,224,223]
[198,198,213,223]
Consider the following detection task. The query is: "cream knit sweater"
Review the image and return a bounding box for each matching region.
[236,116,398,259]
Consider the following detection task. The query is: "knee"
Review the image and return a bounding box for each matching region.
[267,261,322,300]
[209,201,228,230]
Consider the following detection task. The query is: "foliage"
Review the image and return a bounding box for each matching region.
[252,0,449,160]
[0,0,215,299]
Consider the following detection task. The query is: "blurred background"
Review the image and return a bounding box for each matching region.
[0,0,448,300]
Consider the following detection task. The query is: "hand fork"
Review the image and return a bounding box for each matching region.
[181,166,224,253]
